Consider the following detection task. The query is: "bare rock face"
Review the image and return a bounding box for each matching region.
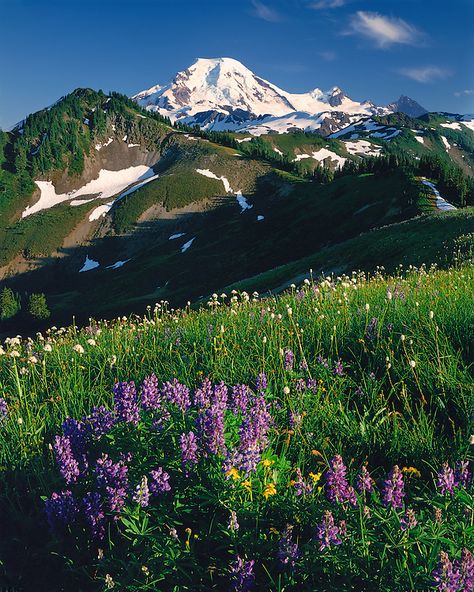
[387,96,428,118]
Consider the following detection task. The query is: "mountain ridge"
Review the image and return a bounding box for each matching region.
[132,57,425,134]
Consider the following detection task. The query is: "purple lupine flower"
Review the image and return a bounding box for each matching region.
[162,379,191,413]
[53,435,81,484]
[212,381,228,410]
[149,467,171,494]
[62,417,88,453]
[317,355,329,368]
[316,511,342,551]
[365,317,378,342]
[84,406,115,439]
[277,525,300,569]
[338,520,347,537]
[437,462,456,495]
[133,476,150,508]
[400,508,417,531]
[194,377,213,409]
[256,373,267,392]
[333,359,344,376]
[284,349,294,371]
[140,373,161,410]
[231,384,251,415]
[0,398,8,423]
[293,468,313,496]
[196,404,226,456]
[296,289,305,301]
[82,491,107,540]
[180,431,198,468]
[44,490,78,532]
[382,465,405,509]
[455,461,471,488]
[457,548,474,591]
[228,510,239,532]
[289,411,303,429]
[114,381,140,424]
[295,378,306,393]
[307,378,318,392]
[229,555,255,591]
[299,358,308,371]
[325,455,357,506]
[356,465,374,494]
[95,454,129,514]
[432,551,461,592]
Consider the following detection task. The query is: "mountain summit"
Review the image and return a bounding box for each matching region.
[133,57,400,132]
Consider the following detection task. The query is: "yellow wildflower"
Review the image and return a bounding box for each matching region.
[241,480,252,492]
[226,467,241,481]
[261,459,274,468]
[263,483,277,499]
[309,472,322,484]
[402,466,421,478]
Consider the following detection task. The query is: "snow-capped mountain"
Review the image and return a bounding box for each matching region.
[133,57,400,134]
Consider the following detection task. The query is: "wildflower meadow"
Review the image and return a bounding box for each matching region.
[0,263,472,591]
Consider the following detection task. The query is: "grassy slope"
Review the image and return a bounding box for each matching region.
[224,208,474,294]
[0,263,472,590]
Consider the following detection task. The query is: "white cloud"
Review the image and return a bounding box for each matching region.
[310,0,346,9]
[454,89,474,97]
[346,11,422,47]
[251,0,282,22]
[399,66,451,83]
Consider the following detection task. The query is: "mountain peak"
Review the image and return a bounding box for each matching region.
[388,95,427,118]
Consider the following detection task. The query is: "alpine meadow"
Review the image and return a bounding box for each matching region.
[0,1,473,590]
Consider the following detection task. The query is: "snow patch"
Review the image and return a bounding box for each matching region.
[441,136,451,150]
[196,169,233,193]
[414,136,425,145]
[79,256,99,273]
[421,178,457,211]
[181,238,195,252]
[128,143,140,148]
[273,147,283,156]
[257,215,265,221]
[95,138,113,151]
[343,140,382,156]
[236,191,253,212]
[440,122,462,130]
[107,259,131,269]
[24,166,156,217]
[89,203,113,221]
[294,148,346,168]
[169,233,186,240]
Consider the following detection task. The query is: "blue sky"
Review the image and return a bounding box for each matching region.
[1,0,473,128]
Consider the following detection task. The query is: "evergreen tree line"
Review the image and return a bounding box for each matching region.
[0,287,50,322]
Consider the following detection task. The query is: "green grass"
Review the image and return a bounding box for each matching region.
[0,262,472,590]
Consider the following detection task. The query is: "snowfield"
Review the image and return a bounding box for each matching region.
[294,148,346,168]
[181,238,195,253]
[23,166,156,218]
[441,136,451,151]
[79,256,100,273]
[440,122,462,131]
[414,136,425,145]
[195,169,253,212]
[89,203,113,221]
[343,140,382,157]
[169,233,186,240]
[107,259,131,269]
[421,179,457,211]
[95,138,113,151]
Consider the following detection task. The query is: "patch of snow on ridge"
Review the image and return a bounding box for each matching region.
[79,256,99,273]
[95,138,113,151]
[421,178,457,211]
[128,143,140,148]
[89,203,113,221]
[440,122,462,130]
[169,233,186,240]
[343,140,382,156]
[107,259,131,269]
[441,136,451,150]
[294,148,346,168]
[236,191,253,212]
[235,137,252,143]
[181,238,195,252]
[414,136,425,145]
[23,166,156,217]
[196,169,233,193]
[273,147,283,156]
[257,215,264,221]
